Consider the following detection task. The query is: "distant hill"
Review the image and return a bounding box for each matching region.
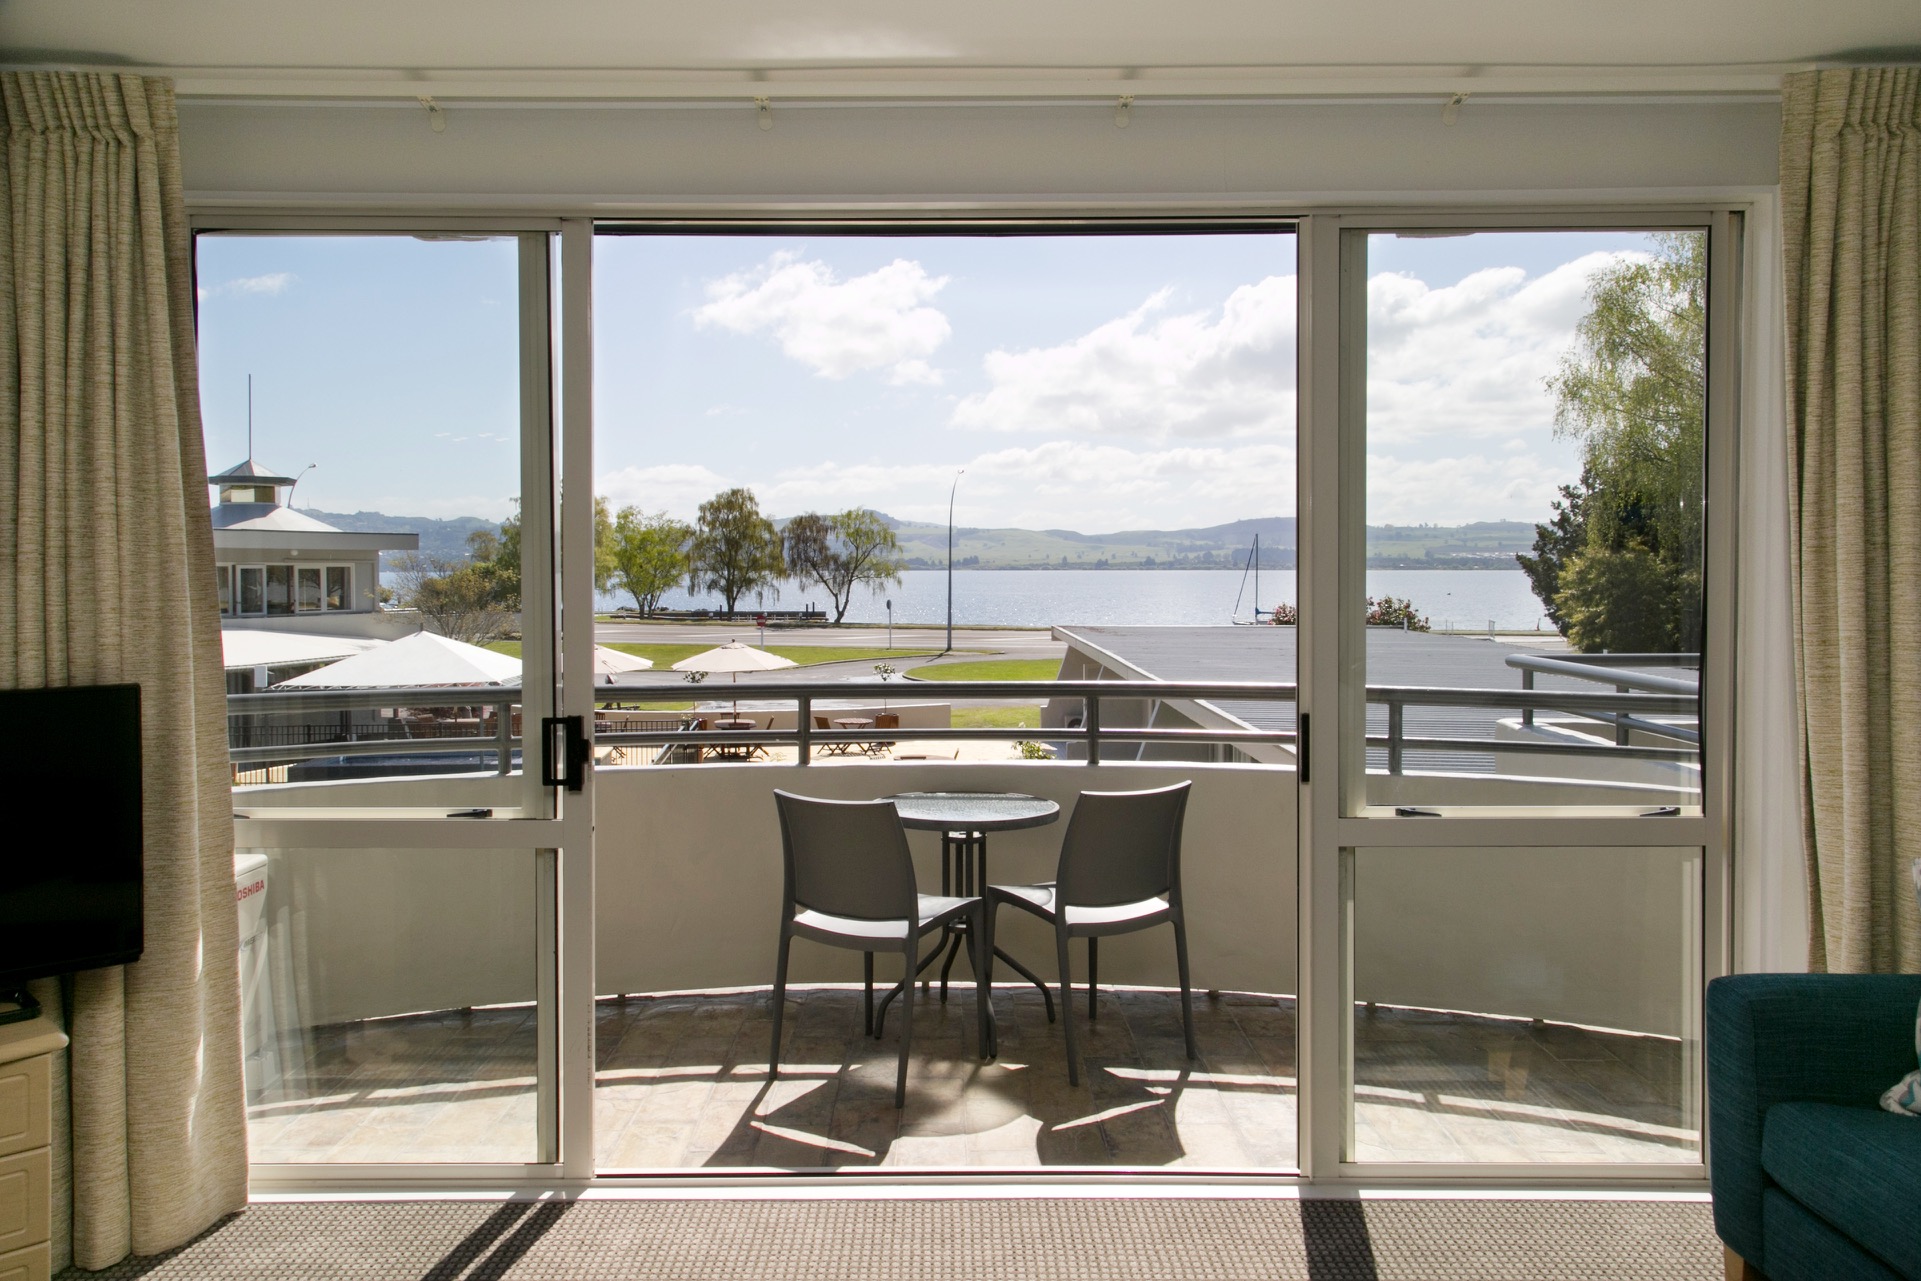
[300,509,499,565]
[303,507,1539,573]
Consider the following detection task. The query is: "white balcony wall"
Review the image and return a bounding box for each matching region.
[246,758,1696,1040]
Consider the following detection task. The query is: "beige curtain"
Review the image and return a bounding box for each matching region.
[1781,67,1921,973]
[0,73,247,1268]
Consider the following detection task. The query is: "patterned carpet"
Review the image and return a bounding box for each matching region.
[58,1197,1720,1280]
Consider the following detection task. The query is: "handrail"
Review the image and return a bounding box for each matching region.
[1502,652,1701,747]
[226,675,1701,777]
[1504,653,1699,696]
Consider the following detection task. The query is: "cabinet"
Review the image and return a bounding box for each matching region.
[0,1020,65,1281]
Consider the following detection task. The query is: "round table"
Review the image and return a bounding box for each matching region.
[883,792,1062,1044]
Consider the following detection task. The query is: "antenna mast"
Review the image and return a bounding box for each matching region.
[247,374,254,460]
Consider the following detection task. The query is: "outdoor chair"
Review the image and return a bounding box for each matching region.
[985,781,1196,1086]
[812,715,858,756]
[870,712,900,757]
[769,791,990,1107]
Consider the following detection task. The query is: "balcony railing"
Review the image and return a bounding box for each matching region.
[227,672,1700,779]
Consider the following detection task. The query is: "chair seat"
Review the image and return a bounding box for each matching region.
[990,881,1171,929]
[795,893,975,942]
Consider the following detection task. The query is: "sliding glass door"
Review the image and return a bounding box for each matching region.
[1297,216,1735,1177]
[203,222,600,1182]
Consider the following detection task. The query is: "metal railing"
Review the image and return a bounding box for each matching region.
[1506,652,1700,748]
[227,673,1701,779]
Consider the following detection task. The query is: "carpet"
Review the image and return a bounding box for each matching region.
[59,1197,1720,1280]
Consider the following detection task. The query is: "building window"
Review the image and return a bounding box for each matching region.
[265,564,293,615]
[238,565,265,615]
[216,565,233,616]
[325,565,350,611]
[296,566,324,612]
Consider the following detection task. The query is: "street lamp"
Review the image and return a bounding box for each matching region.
[945,469,964,652]
[287,463,317,508]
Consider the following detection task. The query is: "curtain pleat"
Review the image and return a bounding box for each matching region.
[0,72,247,1270]
[1781,67,1921,972]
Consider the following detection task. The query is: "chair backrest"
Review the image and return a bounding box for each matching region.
[813,715,832,731]
[1055,782,1192,909]
[874,712,900,730]
[773,790,918,922]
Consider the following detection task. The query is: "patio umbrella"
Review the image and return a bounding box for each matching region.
[671,639,798,717]
[593,645,655,684]
[273,631,522,688]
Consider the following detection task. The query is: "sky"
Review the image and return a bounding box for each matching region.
[195,228,1678,533]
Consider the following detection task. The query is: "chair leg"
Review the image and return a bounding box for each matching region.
[969,907,991,1060]
[770,932,792,1080]
[863,952,875,1037]
[1087,937,1099,1021]
[1172,915,1197,1061]
[895,945,915,1109]
[1057,927,1080,1087]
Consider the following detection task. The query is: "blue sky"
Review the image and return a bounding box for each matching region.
[196,228,1676,532]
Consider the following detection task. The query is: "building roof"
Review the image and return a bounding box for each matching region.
[1055,625,1682,774]
[211,502,343,533]
[209,457,297,486]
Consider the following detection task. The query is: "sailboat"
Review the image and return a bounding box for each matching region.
[1231,533,1270,625]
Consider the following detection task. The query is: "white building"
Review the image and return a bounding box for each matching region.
[210,456,419,690]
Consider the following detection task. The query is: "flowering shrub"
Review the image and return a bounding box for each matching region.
[1366,596,1430,630]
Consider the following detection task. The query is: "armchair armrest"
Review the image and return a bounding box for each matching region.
[1705,973,1921,1270]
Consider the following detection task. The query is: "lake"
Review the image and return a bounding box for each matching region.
[612,568,1553,632]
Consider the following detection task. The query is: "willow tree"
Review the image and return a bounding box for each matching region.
[784,508,907,624]
[687,487,785,615]
[1521,232,1706,653]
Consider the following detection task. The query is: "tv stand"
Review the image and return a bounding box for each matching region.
[0,990,39,1027]
[0,1016,64,1281]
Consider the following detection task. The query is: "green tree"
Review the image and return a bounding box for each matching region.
[1528,231,1706,652]
[1515,475,1589,634]
[610,508,692,614]
[393,547,516,644]
[592,495,618,594]
[687,487,785,615]
[1555,544,1684,652]
[783,508,907,624]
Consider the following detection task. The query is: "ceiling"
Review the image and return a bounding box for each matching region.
[3,0,1918,99]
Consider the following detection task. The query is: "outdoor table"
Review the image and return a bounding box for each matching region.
[709,718,760,760]
[880,791,1062,1051]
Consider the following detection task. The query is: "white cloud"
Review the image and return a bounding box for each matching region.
[1366,445,1580,528]
[951,276,1296,441]
[758,439,1297,533]
[1364,251,1647,447]
[597,463,735,521]
[218,272,296,297]
[693,252,952,384]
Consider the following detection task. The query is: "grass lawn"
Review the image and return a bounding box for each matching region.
[906,658,1060,682]
[949,704,1044,730]
[486,641,948,668]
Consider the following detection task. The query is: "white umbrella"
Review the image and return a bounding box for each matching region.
[671,640,798,717]
[273,631,523,688]
[593,645,655,683]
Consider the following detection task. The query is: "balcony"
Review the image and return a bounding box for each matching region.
[231,667,1700,1172]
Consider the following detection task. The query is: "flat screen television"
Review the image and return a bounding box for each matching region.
[0,683,144,1000]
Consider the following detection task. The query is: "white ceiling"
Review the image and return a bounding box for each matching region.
[4,0,1918,98]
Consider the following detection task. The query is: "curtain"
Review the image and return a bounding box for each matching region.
[1781,67,1921,973]
[0,73,247,1268]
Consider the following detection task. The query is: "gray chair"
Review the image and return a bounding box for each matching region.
[985,782,1195,1086]
[770,791,990,1108]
